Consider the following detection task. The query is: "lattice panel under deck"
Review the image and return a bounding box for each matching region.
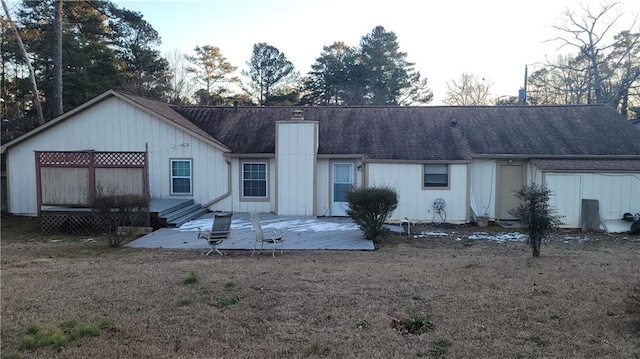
[41,212,150,234]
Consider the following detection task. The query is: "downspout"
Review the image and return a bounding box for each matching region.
[202,156,232,209]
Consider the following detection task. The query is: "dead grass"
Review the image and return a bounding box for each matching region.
[1,215,640,358]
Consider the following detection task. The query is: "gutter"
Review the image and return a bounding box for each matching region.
[202,156,232,208]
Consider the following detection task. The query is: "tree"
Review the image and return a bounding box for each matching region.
[242,43,297,106]
[52,0,62,116]
[186,45,238,105]
[494,95,520,106]
[3,0,169,123]
[360,26,417,105]
[603,30,640,118]
[1,0,44,124]
[0,14,39,143]
[109,4,171,101]
[397,76,434,105]
[509,184,564,257]
[302,27,432,106]
[303,41,355,105]
[550,2,640,116]
[165,49,193,104]
[527,54,593,105]
[18,0,121,115]
[443,73,493,106]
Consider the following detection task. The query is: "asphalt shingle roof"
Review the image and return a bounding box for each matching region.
[171,104,640,160]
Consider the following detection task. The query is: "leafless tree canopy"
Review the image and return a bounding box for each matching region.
[443,73,494,106]
[538,1,640,118]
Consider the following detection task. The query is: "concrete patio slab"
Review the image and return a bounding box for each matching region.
[126,212,375,251]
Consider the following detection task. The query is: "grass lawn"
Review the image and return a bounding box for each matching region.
[1,214,639,358]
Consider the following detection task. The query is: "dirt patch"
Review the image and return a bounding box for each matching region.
[2,215,640,358]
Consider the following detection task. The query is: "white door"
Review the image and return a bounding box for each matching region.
[331,163,354,216]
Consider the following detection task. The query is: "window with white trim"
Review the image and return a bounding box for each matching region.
[242,162,267,198]
[423,164,449,188]
[171,159,192,195]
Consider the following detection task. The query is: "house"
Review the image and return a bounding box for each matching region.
[2,90,639,229]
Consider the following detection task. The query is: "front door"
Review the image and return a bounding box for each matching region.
[331,163,354,216]
[497,163,526,220]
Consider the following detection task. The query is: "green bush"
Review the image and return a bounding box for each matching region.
[346,186,398,240]
[509,184,563,257]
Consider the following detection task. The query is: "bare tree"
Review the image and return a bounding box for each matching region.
[1,0,44,125]
[528,55,593,105]
[550,1,640,113]
[443,73,493,106]
[165,49,194,104]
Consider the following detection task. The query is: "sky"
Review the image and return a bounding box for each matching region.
[9,0,640,104]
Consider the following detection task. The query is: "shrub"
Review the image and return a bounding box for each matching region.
[91,191,149,247]
[346,186,398,240]
[509,184,563,257]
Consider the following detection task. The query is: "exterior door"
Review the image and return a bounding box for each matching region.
[331,163,354,216]
[497,163,526,220]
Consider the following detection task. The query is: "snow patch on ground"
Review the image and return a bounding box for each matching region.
[413,231,448,238]
[563,236,590,243]
[414,230,528,243]
[178,218,358,233]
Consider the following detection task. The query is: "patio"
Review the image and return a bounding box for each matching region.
[126,212,375,251]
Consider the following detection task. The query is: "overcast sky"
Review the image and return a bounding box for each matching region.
[16,0,640,104]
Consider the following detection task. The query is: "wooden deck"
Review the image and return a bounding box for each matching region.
[126,212,375,251]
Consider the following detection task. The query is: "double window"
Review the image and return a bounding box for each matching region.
[171,159,192,195]
[242,162,267,198]
[423,164,449,188]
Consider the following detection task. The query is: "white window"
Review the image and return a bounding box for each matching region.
[424,164,449,188]
[242,162,267,198]
[171,159,192,195]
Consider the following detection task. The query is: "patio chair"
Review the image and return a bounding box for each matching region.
[198,212,233,256]
[250,212,285,257]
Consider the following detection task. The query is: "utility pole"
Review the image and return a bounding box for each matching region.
[523,65,528,105]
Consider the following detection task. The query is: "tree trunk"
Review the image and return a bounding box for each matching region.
[531,237,541,257]
[1,0,44,125]
[53,0,63,117]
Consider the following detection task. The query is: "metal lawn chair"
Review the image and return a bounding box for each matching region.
[198,212,233,256]
[250,212,285,257]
